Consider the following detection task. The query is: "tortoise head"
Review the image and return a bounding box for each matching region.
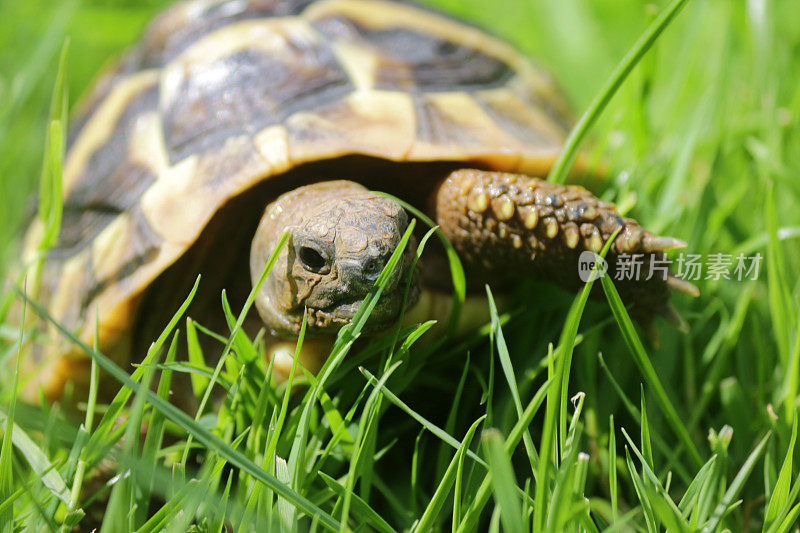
[250,181,418,337]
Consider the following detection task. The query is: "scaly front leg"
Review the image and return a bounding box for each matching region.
[435,169,698,332]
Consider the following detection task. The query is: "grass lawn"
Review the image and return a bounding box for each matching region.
[1,0,800,531]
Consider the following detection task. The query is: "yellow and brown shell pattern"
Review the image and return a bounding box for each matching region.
[23,0,575,361]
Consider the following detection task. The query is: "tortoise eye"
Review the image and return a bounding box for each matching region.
[297,246,329,274]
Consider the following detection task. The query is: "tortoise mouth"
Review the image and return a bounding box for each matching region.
[307,272,420,332]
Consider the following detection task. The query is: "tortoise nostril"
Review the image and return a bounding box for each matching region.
[298,246,329,274]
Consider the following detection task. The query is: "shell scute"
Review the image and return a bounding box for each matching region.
[55,164,158,261]
[54,84,161,261]
[161,19,352,163]
[135,0,317,70]
[84,206,163,311]
[285,91,416,162]
[312,13,513,92]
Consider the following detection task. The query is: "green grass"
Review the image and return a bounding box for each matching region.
[2,0,800,531]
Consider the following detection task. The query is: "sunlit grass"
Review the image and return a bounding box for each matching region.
[1,0,800,531]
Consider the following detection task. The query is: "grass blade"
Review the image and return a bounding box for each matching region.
[415,415,485,532]
[535,232,617,533]
[483,428,526,533]
[600,272,703,468]
[608,415,618,523]
[620,428,690,532]
[702,432,771,533]
[486,286,538,475]
[340,360,402,528]
[547,0,694,184]
[624,448,658,533]
[373,192,466,335]
[0,280,25,532]
[359,367,486,468]
[458,379,552,533]
[764,413,797,530]
[765,184,793,367]
[318,472,395,533]
[185,318,208,398]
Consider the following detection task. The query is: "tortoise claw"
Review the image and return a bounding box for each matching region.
[657,303,689,333]
[643,235,687,252]
[666,274,700,298]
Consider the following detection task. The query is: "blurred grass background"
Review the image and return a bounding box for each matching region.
[2,0,800,530]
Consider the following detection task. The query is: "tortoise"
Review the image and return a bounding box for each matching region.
[19,0,698,402]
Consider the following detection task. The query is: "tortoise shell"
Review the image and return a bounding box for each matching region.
[24,0,573,376]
